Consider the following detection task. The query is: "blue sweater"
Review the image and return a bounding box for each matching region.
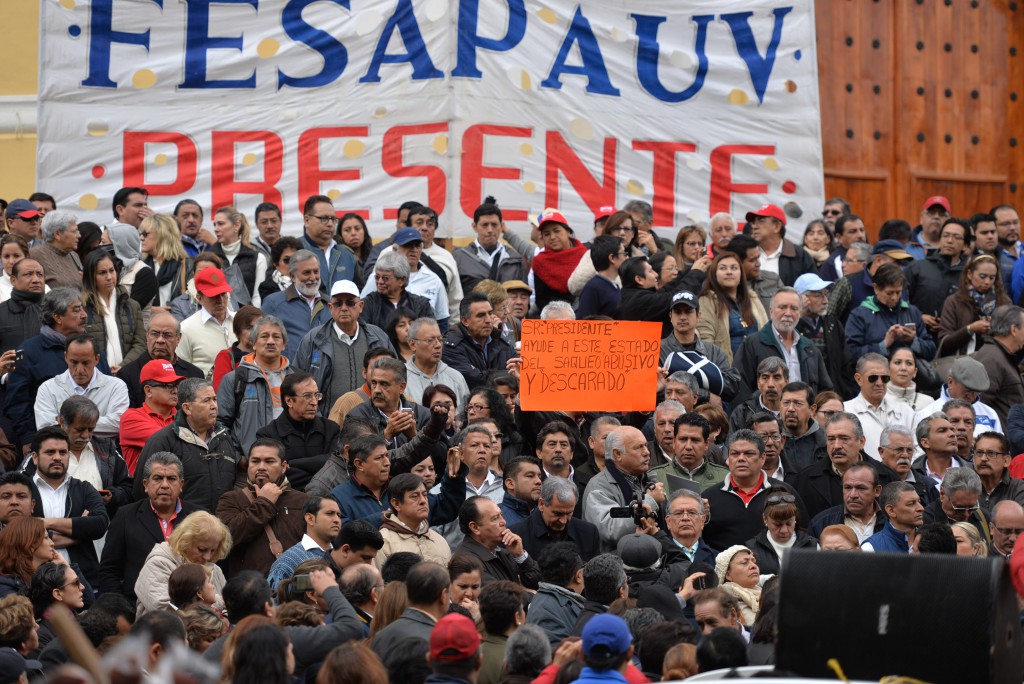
[576,274,621,319]
[267,540,329,589]
[863,520,910,553]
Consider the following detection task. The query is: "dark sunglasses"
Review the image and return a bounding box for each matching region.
[867,374,891,384]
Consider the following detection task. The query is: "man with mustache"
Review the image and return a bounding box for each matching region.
[261,250,332,362]
[216,316,295,454]
[808,463,885,543]
[347,357,431,450]
[778,382,826,474]
[728,358,787,435]
[942,399,978,464]
[971,432,1024,511]
[875,425,930,503]
[217,437,308,577]
[733,288,833,407]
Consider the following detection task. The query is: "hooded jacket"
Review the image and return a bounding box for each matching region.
[845,295,936,363]
[377,509,452,566]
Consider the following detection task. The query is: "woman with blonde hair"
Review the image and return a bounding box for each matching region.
[134,510,231,617]
[140,213,190,309]
[210,206,269,307]
[952,521,988,557]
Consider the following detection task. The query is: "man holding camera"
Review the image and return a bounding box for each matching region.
[583,426,665,551]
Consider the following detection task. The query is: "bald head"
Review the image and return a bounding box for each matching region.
[992,500,1024,556]
[607,426,650,477]
[146,312,183,360]
[339,563,381,609]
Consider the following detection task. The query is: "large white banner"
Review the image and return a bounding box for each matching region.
[38,0,823,239]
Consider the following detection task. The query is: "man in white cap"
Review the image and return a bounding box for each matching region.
[293,280,395,417]
[913,356,999,435]
[745,203,816,287]
[794,273,855,399]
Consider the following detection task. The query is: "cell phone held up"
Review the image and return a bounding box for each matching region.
[292,574,314,592]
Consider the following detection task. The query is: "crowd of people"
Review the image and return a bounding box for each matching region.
[0,189,1020,683]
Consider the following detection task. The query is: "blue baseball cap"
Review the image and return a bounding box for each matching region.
[793,273,833,294]
[394,228,424,246]
[581,614,632,657]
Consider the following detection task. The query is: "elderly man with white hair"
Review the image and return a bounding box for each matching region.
[583,426,665,551]
[30,210,82,289]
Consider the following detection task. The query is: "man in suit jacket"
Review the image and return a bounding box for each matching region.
[370,561,451,658]
[98,451,199,603]
[509,477,601,562]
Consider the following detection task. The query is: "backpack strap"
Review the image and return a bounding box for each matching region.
[242,488,285,558]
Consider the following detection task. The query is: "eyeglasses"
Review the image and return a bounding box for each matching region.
[467,403,488,412]
[843,257,866,265]
[147,330,178,339]
[374,274,395,282]
[609,226,635,234]
[950,504,980,513]
[669,509,702,519]
[995,526,1024,536]
[412,337,444,346]
[139,231,151,238]
[817,409,838,418]
[974,450,1008,460]
[866,374,891,384]
[822,209,843,217]
[759,433,783,443]
[331,298,359,308]
[307,214,339,226]
[298,392,323,402]
[765,494,796,506]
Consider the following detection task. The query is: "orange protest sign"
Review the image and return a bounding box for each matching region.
[519,319,662,411]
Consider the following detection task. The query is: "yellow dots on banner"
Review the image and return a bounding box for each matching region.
[626,180,645,195]
[519,70,532,90]
[610,28,629,43]
[537,8,557,24]
[786,80,798,93]
[728,89,749,105]
[154,154,168,165]
[569,118,594,140]
[327,190,342,201]
[343,140,365,158]
[60,0,75,8]
[87,121,108,137]
[132,70,157,90]
[243,153,258,166]
[79,194,99,210]
[763,158,780,170]
[523,181,537,193]
[433,135,448,154]
[373,107,388,119]
[506,68,532,90]
[257,39,280,59]
[520,143,534,156]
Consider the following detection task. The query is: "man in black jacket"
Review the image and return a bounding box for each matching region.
[98,451,199,603]
[256,372,341,491]
[0,257,45,353]
[744,203,817,287]
[116,312,203,408]
[616,256,708,336]
[509,477,601,562]
[794,273,856,399]
[26,426,109,587]
[443,293,515,391]
[454,495,541,589]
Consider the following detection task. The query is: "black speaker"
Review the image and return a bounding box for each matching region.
[777,549,1024,684]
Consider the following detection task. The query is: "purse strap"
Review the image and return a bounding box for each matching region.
[242,489,285,558]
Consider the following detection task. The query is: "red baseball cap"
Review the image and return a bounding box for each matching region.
[595,205,617,222]
[921,195,951,213]
[538,209,569,229]
[195,267,232,297]
[140,359,184,384]
[744,203,787,226]
[429,613,481,663]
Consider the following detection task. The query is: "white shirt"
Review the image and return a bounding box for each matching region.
[844,512,878,543]
[467,470,498,497]
[759,241,784,276]
[844,394,914,461]
[68,443,102,493]
[33,473,71,564]
[333,322,360,346]
[300,533,331,553]
[772,326,801,382]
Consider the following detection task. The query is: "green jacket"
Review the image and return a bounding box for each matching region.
[650,456,730,493]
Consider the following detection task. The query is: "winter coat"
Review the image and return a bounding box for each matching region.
[696,292,768,365]
[0,289,42,353]
[454,243,528,294]
[744,528,818,576]
[22,436,132,516]
[217,355,297,454]
[441,323,515,391]
[845,295,936,363]
[360,290,434,331]
[659,334,740,402]
[617,265,708,336]
[84,285,147,367]
[700,476,808,552]
[733,323,834,405]
[377,509,452,567]
[526,582,585,648]
[796,313,857,400]
[216,483,308,577]
[134,541,226,617]
[937,291,1011,357]
[774,239,819,287]
[972,338,1024,427]
[300,233,359,293]
[132,413,245,512]
[260,285,332,361]
[905,252,964,319]
[117,352,204,408]
[255,412,341,491]
[28,476,109,586]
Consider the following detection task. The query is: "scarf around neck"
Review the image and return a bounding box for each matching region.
[531,240,586,294]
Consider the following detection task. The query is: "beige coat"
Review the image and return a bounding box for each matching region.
[376,511,452,567]
[134,541,227,618]
[696,291,768,364]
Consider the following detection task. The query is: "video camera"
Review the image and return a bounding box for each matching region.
[608,491,656,527]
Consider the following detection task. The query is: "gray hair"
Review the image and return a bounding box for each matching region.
[505,624,551,678]
[710,212,737,229]
[666,372,698,394]
[142,451,184,481]
[458,424,494,449]
[623,200,653,224]
[540,301,575,320]
[148,312,181,334]
[250,315,288,347]
[941,467,982,496]
[915,411,949,448]
[847,241,872,262]
[856,352,889,374]
[990,305,1024,338]
[726,428,765,455]
[668,489,706,515]
[407,317,440,342]
[58,396,100,427]
[770,286,800,307]
[881,480,917,510]
[40,210,78,243]
[942,398,976,420]
[374,250,411,280]
[178,378,212,407]
[589,415,622,438]
[40,287,83,327]
[605,429,626,460]
[879,424,913,448]
[583,553,627,604]
[540,477,578,506]
[655,399,685,416]
[756,356,789,379]
[287,249,318,277]
[370,356,407,384]
[825,411,864,440]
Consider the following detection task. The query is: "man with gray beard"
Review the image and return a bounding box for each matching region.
[262,249,331,361]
